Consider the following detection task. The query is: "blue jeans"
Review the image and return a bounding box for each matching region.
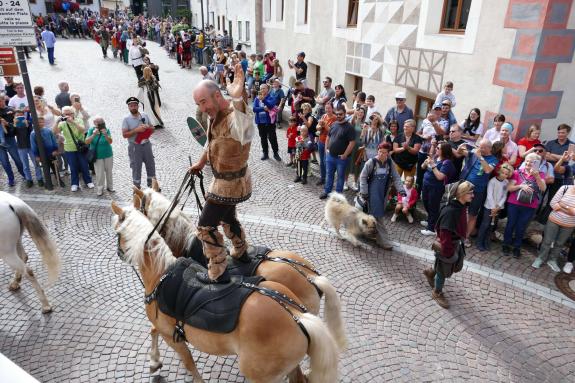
[18,148,42,181]
[325,153,349,194]
[196,47,203,64]
[434,270,445,291]
[422,184,444,231]
[476,207,495,250]
[64,151,92,186]
[318,142,326,182]
[503,203,536,249]
[2,136,24,175]
[47,47,55,64]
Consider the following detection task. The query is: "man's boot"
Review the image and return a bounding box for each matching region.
[196,227,230,283]
[222,222,250,263]
[423,269,435,289]
[432,289,449,309]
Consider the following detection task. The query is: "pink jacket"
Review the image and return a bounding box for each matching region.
[397,187,418,208]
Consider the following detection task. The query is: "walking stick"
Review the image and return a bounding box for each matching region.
[52,158,61,186]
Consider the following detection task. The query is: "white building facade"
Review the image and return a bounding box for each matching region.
[189,0,261,54]
[203,0,575,139]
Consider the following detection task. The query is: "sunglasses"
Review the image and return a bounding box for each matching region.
[535,149,544,153]
[395,98,405,102]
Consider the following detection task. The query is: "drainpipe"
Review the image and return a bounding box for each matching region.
[254,0,263,53]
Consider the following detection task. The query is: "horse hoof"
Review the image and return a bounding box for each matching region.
[41,306,53,314]
[150,362,163,373]
[8,283,21,291]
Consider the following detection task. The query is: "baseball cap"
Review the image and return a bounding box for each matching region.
[395,92,406,100]
[433,103,442,110]
[126,96,140,104]
[297,51,305,58]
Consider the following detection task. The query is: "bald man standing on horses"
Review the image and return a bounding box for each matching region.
[190,63,255,284]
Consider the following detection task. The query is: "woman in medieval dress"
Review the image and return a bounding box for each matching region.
[137,66,164,129]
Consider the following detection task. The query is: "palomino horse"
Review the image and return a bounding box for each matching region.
[133,183,346,350]
[111,202,339,383]
[0,192,60,313]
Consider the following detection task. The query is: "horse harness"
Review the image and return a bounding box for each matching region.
[259,253,324,298]
[142,263,311,345]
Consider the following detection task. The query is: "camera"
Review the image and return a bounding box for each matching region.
[60,116,68,122]
[74,98,80,103]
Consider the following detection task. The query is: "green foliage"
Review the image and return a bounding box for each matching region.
[172,22,190,35]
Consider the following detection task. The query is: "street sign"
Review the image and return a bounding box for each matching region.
[0,0,35,46]
[0,47,19,75]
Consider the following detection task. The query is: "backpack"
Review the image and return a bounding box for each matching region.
[440,180,466,207]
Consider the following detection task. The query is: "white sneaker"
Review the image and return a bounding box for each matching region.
[547,259,560,273]
[87,182,95,189]
[421,229,435,236]
[563,262,573,274]
[406,213,414,224]
[420,220,428,227]
[350,182,359,192]
[71,185,79,192]
[531,257,544,269]
[390,214,398,223]
[343,184,349,191]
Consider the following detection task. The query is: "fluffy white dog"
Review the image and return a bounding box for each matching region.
[324,193,378,246]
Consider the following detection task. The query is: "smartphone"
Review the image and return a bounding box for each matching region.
[569,143,575,155]
[74,98,80,102]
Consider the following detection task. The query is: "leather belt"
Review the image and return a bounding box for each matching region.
[212,166,247,181]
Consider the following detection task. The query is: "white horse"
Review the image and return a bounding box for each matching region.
[0,192,61,313]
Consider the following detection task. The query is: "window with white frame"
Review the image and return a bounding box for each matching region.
[347,0,359,26]
[277,0,284,21]
[238,21,242,41]
[264,0,272,21]
[245,21,251,41]
[296,0,309,25]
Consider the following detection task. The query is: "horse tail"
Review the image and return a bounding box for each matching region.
[13,202,61,285]
[312,275,347,351]
[298,313,339,383]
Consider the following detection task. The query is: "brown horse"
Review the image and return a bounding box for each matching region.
[111,202,339,383]
[133,183,346,350]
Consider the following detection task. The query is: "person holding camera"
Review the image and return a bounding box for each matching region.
[86,117,114,196]
[53,106,94,192]
[121,97,156,189]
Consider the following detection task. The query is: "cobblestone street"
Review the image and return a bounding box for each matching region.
[1,40,575,382]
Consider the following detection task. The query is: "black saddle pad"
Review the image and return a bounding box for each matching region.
[156,258,264,333]
[183,236,269,277]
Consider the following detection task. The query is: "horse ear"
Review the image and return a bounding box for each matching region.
[152,177,160,192]
[133,194,142,209]
[133,186,144,198]
[111,201,125,219]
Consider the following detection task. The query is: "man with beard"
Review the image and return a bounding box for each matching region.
[189,63,255,284]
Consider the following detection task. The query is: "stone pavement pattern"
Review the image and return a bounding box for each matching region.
[1,40,575,382]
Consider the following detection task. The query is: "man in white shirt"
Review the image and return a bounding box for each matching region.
[8,83,28,111]
[365,95,378,121]
[129,39,144,80]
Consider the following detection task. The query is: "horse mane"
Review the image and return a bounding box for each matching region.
[144,189,196,253]
[114,206,175,272]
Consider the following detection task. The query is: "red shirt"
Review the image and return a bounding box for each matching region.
[516,137,541,168]
[296,136,311,160]
[286,125,297,148]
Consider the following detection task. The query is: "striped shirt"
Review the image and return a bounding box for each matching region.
[549,186,575,228]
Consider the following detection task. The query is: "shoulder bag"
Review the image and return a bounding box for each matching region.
[64,122,89,155]
[86,133,102,164]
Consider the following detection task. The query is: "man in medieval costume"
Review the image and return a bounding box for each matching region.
[189,63,254,284]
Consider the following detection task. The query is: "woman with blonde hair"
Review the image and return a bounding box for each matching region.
[53,106,94,192]
[138,66,164,129]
